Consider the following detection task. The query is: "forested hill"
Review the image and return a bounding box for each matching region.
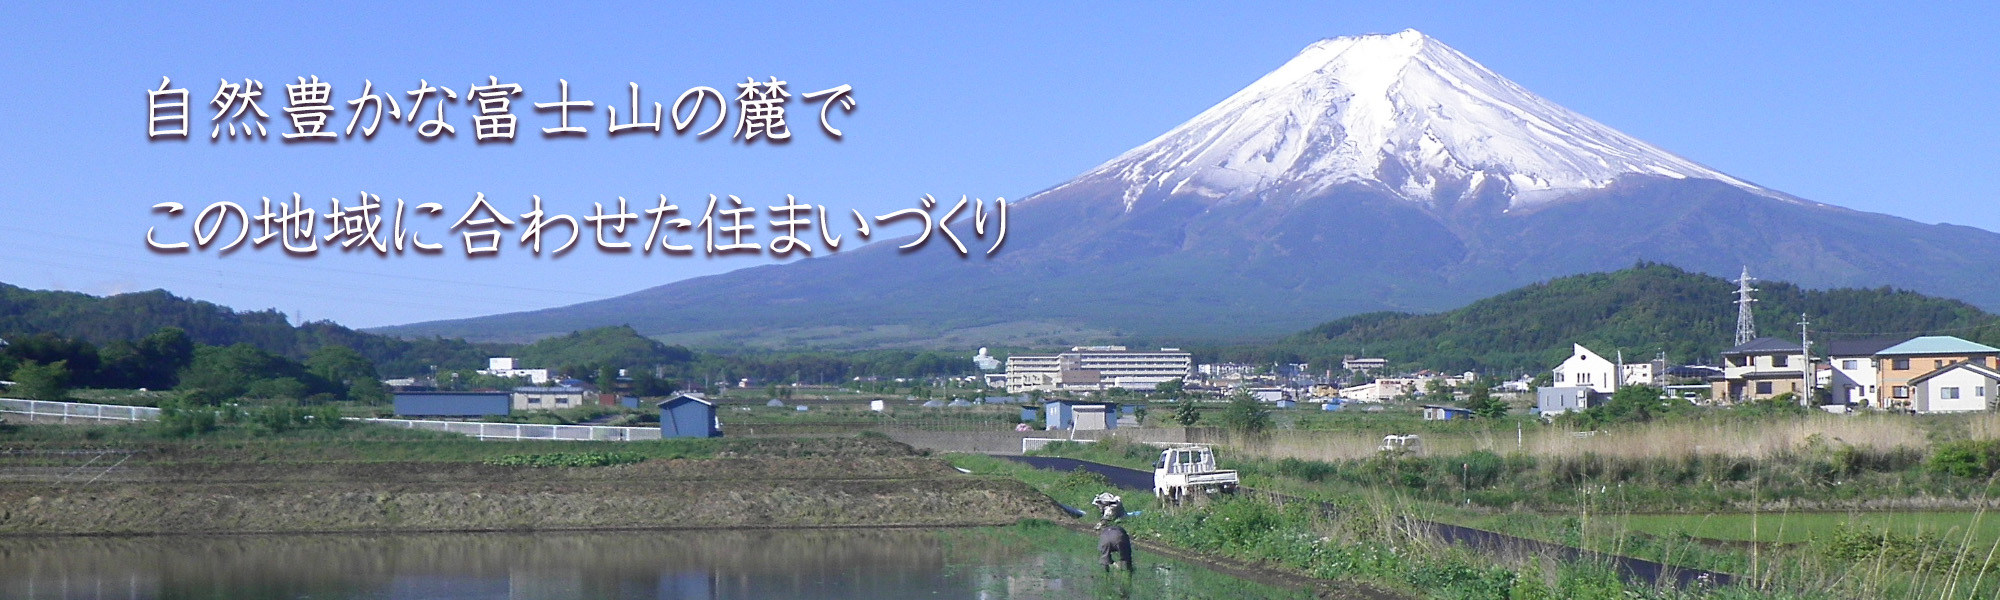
[1227,263,2000,374]
[0,284,499,377]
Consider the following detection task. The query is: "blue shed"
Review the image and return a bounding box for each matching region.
[1422,405,1474,421]
[658,394,720,438]
[1043,401,1117,430]
[394,392,511,418]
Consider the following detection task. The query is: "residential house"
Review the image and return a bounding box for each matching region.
[1551,344,1619,394]
[1908,361,2000,413]
[1711,338,1808,403]
[1824,338,1905,408]
[1876,336,2000,410]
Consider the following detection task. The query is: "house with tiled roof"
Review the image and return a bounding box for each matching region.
[1875,336,2000,411]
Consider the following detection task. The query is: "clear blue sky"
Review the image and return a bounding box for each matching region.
[1,1,1995,328]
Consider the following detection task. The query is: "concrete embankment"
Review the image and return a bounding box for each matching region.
[0,456,1062,536]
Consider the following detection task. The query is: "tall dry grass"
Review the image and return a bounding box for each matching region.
[1969,412,2000,441]
[1238,414,1934,463]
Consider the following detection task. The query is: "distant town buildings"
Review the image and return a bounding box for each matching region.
[1005,346,1192,393]
[973,347,1002,371]
[1342,356,1388,372]
[478,357,551,384]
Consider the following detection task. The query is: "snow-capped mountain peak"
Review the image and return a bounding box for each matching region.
[1074,29,1771,209]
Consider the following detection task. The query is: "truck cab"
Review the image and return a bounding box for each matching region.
[1153,445,1239,502]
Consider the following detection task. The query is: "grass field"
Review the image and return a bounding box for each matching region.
[1610,510,2000,546]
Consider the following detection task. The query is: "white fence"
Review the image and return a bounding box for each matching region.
[353,418,663,441]
[0,398,161,422]
[0,399,661,442]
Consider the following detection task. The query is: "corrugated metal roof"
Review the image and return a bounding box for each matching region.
[1876,336,1999,356]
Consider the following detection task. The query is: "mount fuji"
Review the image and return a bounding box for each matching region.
[381,30,2000,347]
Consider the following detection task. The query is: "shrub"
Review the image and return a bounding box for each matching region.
[1927,439,2000,478]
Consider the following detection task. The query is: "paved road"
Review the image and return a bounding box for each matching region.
[996,455,1738,589]
[1003,455,1154,490]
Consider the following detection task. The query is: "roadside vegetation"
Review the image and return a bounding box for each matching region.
[1003,407,2000,599]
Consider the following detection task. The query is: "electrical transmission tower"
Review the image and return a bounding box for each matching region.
[1734,266,1759,346]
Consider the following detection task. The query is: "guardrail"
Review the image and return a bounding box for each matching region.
[353,418,662,441]
[0,398,161,422]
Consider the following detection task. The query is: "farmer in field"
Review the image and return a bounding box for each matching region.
[1091,492,1125,529]
[1098,524,1134,574]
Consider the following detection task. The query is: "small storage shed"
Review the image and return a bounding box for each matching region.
[658,394,720,438]
[1044,401,1117,431]
[1422,405,1474,421]
[394,392,510,418]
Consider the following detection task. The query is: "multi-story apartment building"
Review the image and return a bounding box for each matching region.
[1005,346,1193,393]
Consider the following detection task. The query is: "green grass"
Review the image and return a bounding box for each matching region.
[1613,511,2000,547]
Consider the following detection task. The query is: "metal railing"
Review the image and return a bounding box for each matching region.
[0,398,161,422]
[353,418,663,441]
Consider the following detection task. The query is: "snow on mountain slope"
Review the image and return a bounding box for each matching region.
[1067,29,1777,210]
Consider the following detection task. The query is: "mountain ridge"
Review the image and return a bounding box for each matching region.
[374,30,2000,348]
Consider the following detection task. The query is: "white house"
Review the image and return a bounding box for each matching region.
[1551,344,1618,394]
[1909,361,2000,413]
[1824,339,1903,408]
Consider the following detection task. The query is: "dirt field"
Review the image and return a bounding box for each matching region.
[0,447,1062,536]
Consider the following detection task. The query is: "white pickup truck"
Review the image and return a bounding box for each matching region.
[1153,445,1239,502]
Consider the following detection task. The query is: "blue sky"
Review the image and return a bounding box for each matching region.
[1,1,1995,328]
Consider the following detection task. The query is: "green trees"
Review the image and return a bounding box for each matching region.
[307,345,387,404]
[1173,399,1202,426]
[1154,378,1185,398]
[1568,385,1684,428]
[1461,378,1508,418]
[10,360,70,400]
[1217,390,1272,435]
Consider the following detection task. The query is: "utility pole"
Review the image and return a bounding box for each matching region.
[1734,267,1759,346]
[1797,313,1814,407]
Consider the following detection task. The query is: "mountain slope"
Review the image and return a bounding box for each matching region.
[378,30,2000,348]
[1227,263,2000,373]
[0,283,499,376]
